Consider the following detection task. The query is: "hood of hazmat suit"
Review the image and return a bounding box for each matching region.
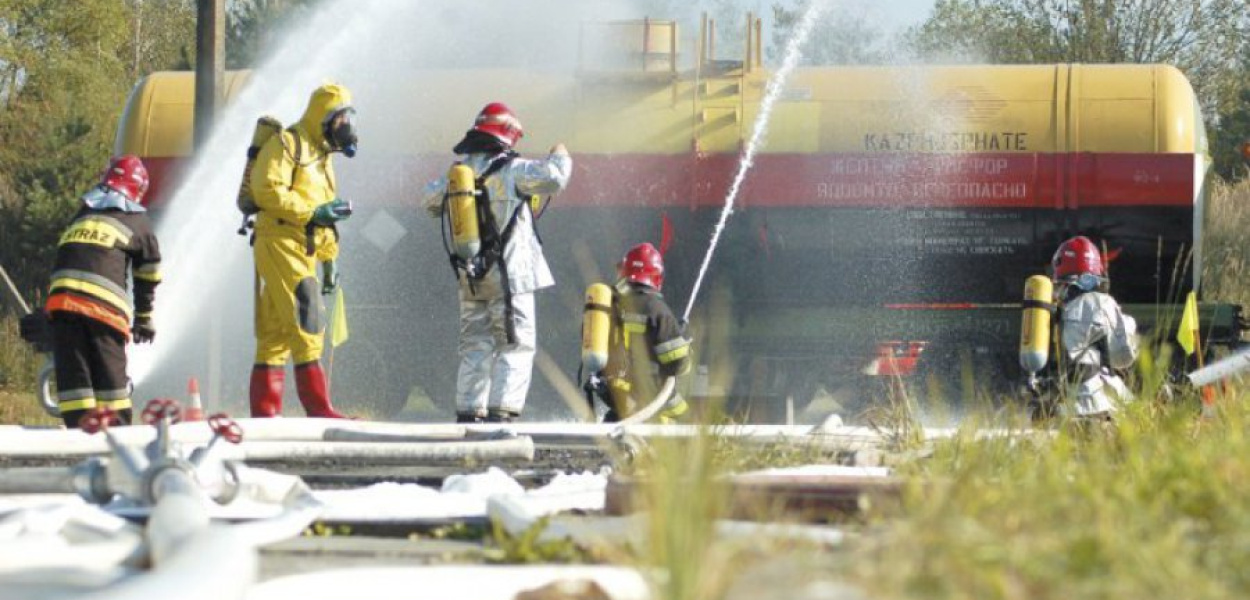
[250,82,352,257]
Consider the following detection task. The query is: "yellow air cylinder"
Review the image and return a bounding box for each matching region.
[237,115,283,213]
[447,163,480,260]
[581,283,614,374]
[1019,274,1054,374]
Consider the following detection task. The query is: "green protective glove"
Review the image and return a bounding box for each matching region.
[311,198,353,226]
[321,260,339,295]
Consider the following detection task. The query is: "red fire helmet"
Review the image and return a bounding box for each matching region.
[472,102,524,148]
[1052,235,1105,280]
[101,155,150,205]
[619,242,665,290]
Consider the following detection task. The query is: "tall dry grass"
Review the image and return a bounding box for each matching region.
[0,314,39,389]
[1201,177,1250,307]
[825,178,1250,598]
[635,432,734,600]
[0,313,54,425]
[843,385,1250,600]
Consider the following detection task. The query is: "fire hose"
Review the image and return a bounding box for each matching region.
[1188,344,1250,387]
[616,376,677,425]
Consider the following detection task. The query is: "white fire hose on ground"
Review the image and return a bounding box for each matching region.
[1,400,322,600]
[0,421,534,461]
[1188,344,1250,387]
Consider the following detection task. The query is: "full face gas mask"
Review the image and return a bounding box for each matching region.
[1058,273,1108,303]
[323,107,358,158]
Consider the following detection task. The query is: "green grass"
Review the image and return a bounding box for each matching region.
[0,389,54,426]
[634,429,738,600]
[840,386,1250,600]
[815,177,1250,600]
[624,382,1250,600]
[0,313,56,426]
[628,180,1250,597]
[485,516,591,564]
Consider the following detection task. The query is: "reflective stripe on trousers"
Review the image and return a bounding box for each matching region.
[51,312,134,426]
[456,272,537,415]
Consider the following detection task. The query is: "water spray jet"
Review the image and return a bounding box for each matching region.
[681,0,830,324]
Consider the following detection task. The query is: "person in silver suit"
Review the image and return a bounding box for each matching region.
[422,102,571,423]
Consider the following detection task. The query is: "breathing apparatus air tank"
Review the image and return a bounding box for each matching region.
[581,283,614,374]
[446,162,480,261]
[1019,274,1054,376]
[236,115,283,234]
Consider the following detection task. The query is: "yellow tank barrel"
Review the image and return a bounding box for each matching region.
[1019,275,1054,374]
[237,116,283,213]
[447,163,479,261]
[581,283,613,374]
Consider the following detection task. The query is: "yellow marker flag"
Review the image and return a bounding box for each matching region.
[330,287,349,347]
[1177,291,1198,356]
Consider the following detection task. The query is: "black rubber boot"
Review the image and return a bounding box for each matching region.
[456,411,485,424]
[485,408,518,423]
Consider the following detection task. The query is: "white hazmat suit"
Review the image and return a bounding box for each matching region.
[1060,290,1138,417]
[424,150,572,419]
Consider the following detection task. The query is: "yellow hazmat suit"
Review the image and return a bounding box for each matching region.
[249,83,352,418]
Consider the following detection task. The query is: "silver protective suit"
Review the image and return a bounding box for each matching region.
[1060,291,1138,416]
[423,151,573,416]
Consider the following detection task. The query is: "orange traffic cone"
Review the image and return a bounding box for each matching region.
[185,377,205,421]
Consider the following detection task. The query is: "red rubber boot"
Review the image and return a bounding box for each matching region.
[294,361,348,419]
[249,364,284,417]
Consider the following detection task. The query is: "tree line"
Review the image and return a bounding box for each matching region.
[0,0,312,312]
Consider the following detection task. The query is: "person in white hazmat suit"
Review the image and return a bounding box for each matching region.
[423,102,572,423]
[1051,236,1139,418]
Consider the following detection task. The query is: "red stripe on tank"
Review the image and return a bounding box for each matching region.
[138,152,1196,211]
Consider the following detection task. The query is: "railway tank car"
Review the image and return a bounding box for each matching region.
[115,19,1241,419]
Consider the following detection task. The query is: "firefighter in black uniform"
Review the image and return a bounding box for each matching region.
[42,155,161,428]
[588,242,692,422]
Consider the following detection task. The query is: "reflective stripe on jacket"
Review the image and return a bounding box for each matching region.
[48,207,161,334]
[604,282,692,403]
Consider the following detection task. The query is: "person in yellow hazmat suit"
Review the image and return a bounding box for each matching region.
[248,82,358,418]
